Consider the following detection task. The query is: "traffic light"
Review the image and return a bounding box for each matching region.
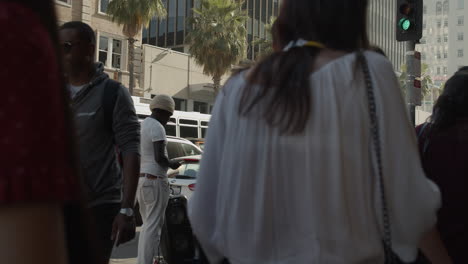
[396,0,423,42]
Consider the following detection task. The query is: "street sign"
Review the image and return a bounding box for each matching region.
[406,51,422,106]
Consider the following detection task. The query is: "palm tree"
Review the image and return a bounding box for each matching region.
[186,0,248,94]
[107,0,166,95]
[252,16,276,59]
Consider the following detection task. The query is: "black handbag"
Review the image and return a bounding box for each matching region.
[358,52,430,264]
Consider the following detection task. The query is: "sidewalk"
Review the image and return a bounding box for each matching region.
[110,227,140,264]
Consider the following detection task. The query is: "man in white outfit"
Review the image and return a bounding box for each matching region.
[137,95,182,264]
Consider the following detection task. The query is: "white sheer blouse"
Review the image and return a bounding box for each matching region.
[188,52,441,264]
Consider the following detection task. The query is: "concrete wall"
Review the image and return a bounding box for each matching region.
[416,109,432,125]
[142,45,230,108]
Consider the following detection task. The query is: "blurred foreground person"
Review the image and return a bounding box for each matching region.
[417,72,468,263]
[0,1,99,264]
[189,0,449,263]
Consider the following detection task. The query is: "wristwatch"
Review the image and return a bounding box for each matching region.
[119,208,134,217]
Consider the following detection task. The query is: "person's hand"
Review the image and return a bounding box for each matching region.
[111,213,136,247]
[169,160,183,170]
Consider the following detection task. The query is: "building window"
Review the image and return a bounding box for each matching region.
[422,53,426,60]
[194,101,208,114]
[443,0,449,13]
[444,19,448,27]
[56,0,72,5]
[458,0,464,9]
[99,0,110,14]
[437,36,442,43]
[444,52,448,58]
[458,32,464,41]
[458,49,464,57]
[98,35,122,69]
[437,52,442,59]
[437,67,441,74]
[458,16,464,26]
[444,34,448,42]
[111,39,122,68]
[437,19,442,28]
[436,2,443,15]
[174,98,187,111]
[98,36,108,66]
[444,67,448,74]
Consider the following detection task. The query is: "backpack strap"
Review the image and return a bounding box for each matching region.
[102,79,121,133]
[417,122,429,138]
[102,79,124,167]
[417,122,431,156]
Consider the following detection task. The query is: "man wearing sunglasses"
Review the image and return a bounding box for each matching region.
[59,21,140,263]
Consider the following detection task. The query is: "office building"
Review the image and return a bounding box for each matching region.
[141,0,280,60]
[367,0,407,71]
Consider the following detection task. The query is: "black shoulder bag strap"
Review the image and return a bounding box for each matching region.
[358,52,429,264]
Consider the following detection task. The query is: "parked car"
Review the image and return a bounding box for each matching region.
[185,138,205,150]
[168,156,200,200]
[167,136,202,159]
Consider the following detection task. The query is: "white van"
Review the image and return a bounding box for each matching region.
[132,96,211,139]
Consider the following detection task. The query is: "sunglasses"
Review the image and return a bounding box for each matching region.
[62,41,80,53]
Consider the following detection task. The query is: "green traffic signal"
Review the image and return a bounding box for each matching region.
[399,18,412,31]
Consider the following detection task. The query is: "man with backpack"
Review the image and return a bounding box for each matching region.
[59,21,140,263]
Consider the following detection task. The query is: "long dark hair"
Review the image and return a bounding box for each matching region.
[430,73,468,132]
[239,0,369,134]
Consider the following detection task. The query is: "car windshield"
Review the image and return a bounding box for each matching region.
[176,163,200,179]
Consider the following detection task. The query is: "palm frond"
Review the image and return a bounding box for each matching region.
[187,0,248,82]
[107,0,167,37]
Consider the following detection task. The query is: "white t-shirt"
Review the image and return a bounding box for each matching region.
[69,84,86,98]
[140,117,169,177]
[188,52,441,264]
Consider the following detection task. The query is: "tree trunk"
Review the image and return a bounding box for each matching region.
[128,38,136,96]
[212,75,221,97]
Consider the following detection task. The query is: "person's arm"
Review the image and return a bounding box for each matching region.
[120,153,140,209]
[153,141,181,170]
[420,227,452,264]
[0,204,67,264]
[110,85,141,246]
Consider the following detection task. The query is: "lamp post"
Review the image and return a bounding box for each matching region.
[147,49,171,95]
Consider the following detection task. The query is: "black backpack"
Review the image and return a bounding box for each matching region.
[102,79,124,167]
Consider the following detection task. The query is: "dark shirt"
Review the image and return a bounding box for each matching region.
[417,121,468,263]
[70,63,140,207]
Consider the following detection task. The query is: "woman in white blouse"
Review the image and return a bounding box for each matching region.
[189,0,449,263]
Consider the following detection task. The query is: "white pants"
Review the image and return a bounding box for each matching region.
[137,177,170,264]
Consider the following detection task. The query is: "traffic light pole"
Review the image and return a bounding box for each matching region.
[406,40,417,126]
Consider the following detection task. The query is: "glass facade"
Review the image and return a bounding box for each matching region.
[142,0,198,51]
[142,0,280,59]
